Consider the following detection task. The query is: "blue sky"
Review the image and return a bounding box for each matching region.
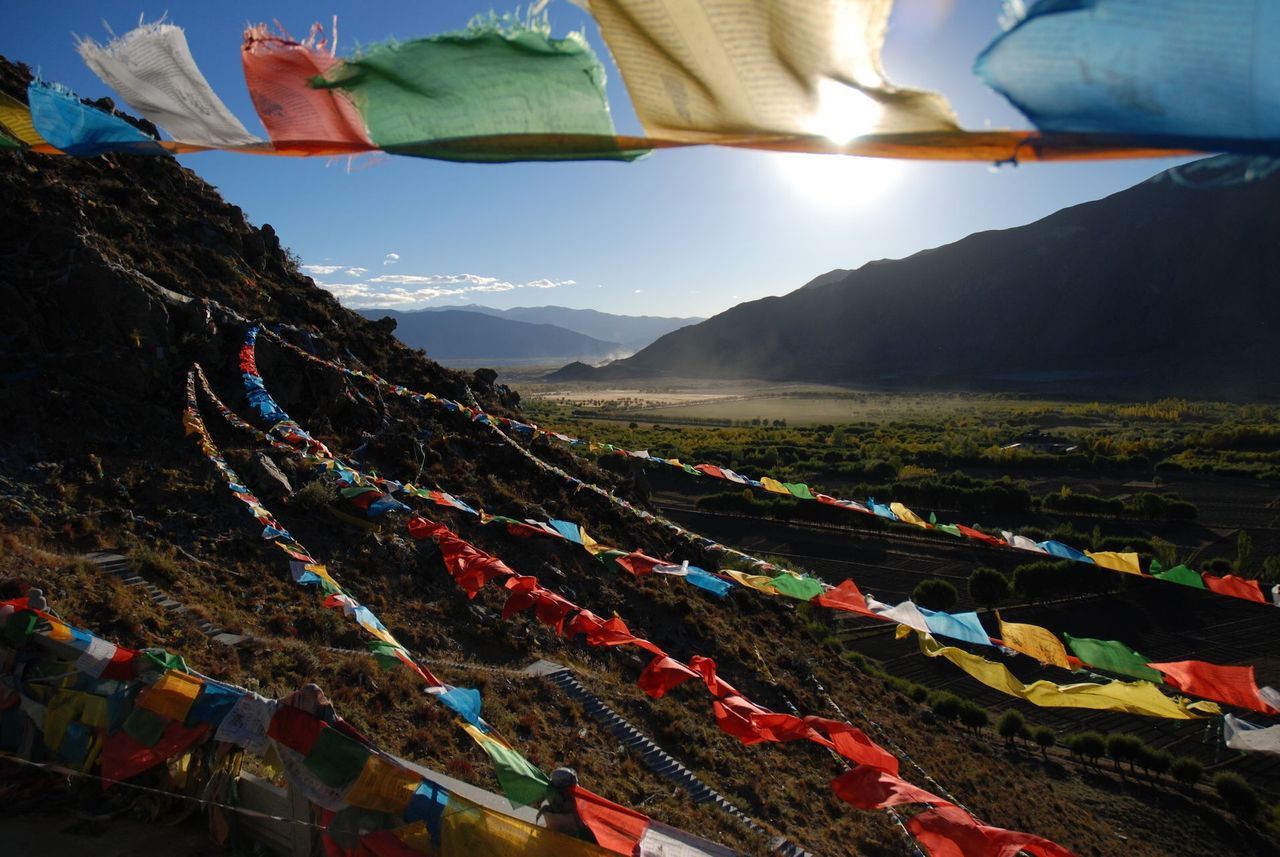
[6,1,1190,318]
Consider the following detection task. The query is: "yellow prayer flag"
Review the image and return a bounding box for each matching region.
[997,616,1071,669]
[441,795,610,857]
[915,633,1217,719]
[724,570,779,594]
[346,755,422,815]
[137,669,204,722]
[0,93,49,147]
[579,528,613,556]
[889,502,929,528]
[45,619,75,642]
[760,477,791,495]
[1084,550,1143,574]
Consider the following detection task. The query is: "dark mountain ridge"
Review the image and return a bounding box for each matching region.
[390,303,702,348]
[357,307,625,364]
[554,160,1280,399]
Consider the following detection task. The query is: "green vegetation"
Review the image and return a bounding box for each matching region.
[1171,756,1204,787]
[913,578,958,611]
[1213,772,1262,817]
[967,567,1011,608]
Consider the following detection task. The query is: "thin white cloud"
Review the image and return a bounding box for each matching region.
[302,264,346,275]
[344,267,368,276]
[383,253,400,266]
[317,272,576,309]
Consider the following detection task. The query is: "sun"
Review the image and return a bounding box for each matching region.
[773,151,907,207]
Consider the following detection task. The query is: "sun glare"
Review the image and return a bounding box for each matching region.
[773,151,906,207]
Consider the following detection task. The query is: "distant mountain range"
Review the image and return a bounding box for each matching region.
[356,306,700,366]
[551,157,1280,399]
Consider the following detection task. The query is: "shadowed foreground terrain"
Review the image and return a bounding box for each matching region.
[2,56,1279,856]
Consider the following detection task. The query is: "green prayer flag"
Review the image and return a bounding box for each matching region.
[596,549,630,566]
[143,649,189,674]
[1153,564,1206,589]
[783,482,816,500]
[367,640,405,671]
[315,17,643,163]
[1064,634,1163,683]
[474,734,550,806]
[304,725,372,788]
[122,705,169,747]
[935,523,963,538]
[928,511,938,524]
[767,574,825,601]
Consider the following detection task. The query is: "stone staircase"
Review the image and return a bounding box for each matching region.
[540,665,814,857]
[84,551,254,647]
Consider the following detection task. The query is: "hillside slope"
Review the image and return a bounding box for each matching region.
[2,56,1276,857]
[556,159,1280,399]
[358,307,625,364]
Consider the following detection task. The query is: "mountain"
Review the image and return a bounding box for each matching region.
[412,304,702,349]
[357,308,625,365]
[551,158,1280,399]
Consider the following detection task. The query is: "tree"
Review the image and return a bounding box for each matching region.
[913,578,959,612]
[997,710,1025,747]
[1067,732,1106,769]
[1213,772,1261,818]
[1106,734,1143,775]
[1149,750,1173,778]
[1032,726,1056,760]
[1236,530,1254,573]
[968,567,1011,608]
[929,691,962,723]
[1170,756,1203,787]
[1261,555,1280,584]
[958,701,989,735]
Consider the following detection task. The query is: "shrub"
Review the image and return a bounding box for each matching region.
[292,479,334,511]
[967,567,1011,608]
[1213,772,1261,817]
[929,691,963,722]
[1067,731,1107,767]
[1170,756,1203,786]
[909,684,929,704]
[958,701,989,733]
[1106,734,1144,774]
[913,578,959,612]
[997,710,1025,745]
[1032,726,1056,759]
[1148,750,1173,777]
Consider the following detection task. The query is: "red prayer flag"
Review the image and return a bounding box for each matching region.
[1147,660,1276,713]
[956,524,1006,547]
[266,703,325,753]
[908,804,1077,857]
[614,552,665,576]
[566,609,606,637]
[1202,573,1266,604]
[584,617,665,655]
[687,655,740,698]
[805,717,899,775]
[814,579,872,616]
[712,695,773,745]
[101,721,210,783]
[571,786,651,855]
[637,654,699,698]
[406,515,449,542]
[241,25,374,154]
[693,464,725,479]
[832,767,940,809]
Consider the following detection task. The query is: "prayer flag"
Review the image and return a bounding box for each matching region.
[1147,660,1277,714]
[997,616,1071,669]
[1063,634,1162,683]
[1084,551,1142,574]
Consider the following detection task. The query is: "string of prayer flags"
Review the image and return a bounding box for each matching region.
[1146,661,1279,715]
[260,325,1280,613]
[913,630,1220,720]
[1063,634,1163,684]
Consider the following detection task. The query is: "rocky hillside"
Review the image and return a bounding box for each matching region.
[2,55,1276,857]
[554,158,1280,399]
